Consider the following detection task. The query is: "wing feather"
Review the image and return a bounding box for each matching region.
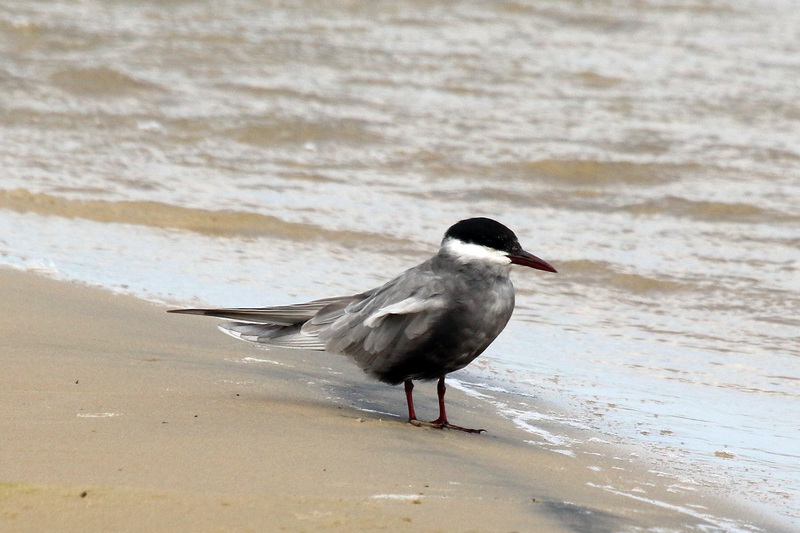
[167,296,351,325]
[218,322,327,349]
[170,258,458,381]
[318,261,452,377]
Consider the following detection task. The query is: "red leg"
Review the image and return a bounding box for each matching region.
[405,379,420,425]
[430,376,448,425]
[428,377,485,434]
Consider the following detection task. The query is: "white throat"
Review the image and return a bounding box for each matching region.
[442,237,512,266]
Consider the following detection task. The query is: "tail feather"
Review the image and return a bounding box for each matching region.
[169,293,362,351]
[167,296,351,326]
[218,322,326,350]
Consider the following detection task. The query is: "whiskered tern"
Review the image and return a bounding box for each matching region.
[169,217,556,433]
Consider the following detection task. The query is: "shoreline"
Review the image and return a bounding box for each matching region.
[0,267,788,532]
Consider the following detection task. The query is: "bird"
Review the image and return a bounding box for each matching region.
[168,217,557,433]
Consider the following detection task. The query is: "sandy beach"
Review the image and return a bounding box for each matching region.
[0,268,787,532]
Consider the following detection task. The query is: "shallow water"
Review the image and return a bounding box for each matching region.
[2,0,798,527]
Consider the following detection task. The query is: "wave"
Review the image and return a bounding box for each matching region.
[498,159,687,186]
[50,66,164,96]
[0,189,405,249]
[556,260,688,294]
[622,196,799,224]
[225,118,384,147]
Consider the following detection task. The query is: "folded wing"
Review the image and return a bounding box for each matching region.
[167,260,452,381]
[167,296,347,326]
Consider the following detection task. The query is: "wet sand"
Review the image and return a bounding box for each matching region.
[0,268,786,532]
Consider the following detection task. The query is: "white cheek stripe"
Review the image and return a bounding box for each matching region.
[443,238,512,265]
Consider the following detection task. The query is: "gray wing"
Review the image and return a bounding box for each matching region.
[168,260,452,369]
[315,261,451,377]
[168,295,366,350]
[167,295,348,326]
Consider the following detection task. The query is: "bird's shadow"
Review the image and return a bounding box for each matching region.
[223,348,422,423]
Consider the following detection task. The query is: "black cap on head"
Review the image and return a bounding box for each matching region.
[443,217,520,253]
